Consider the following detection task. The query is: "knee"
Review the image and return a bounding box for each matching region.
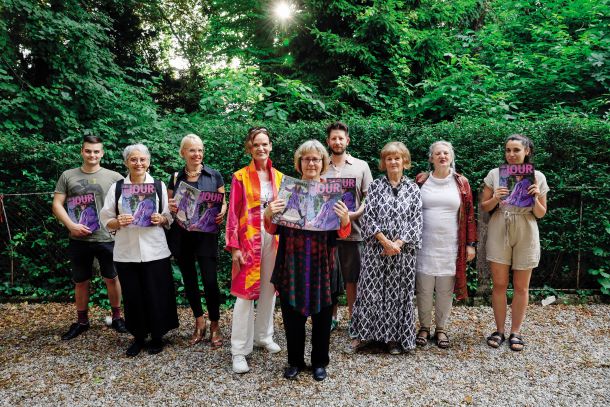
[512,285,529,297]
[104,277,119,286]
[75,280,90,289]
[492,280,509,293]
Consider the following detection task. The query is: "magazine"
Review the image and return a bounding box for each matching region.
[272,175,343,231]
[499,163,536,207]
[173,181,223,233]
[121,183,157,227]
[325,177,357,212]
[66,193,100,232]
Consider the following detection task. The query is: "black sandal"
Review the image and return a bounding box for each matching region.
[416,327,430,347]
[434,329,450,349]
[486,331,505,348]
[508,333,525,351]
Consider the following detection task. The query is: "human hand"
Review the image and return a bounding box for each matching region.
[231,249,246,275]
[215,210,226,224]
[493,187,509,201]
[333,201,350,226]
[69,223,92,237]
[266,198,286,216]
[168,198,178,213]
[117,214,134,227]
[150,213,166,226]
[466,246,476,262]
[527,183,540,197]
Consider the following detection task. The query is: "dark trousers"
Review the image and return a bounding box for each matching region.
[177,253,221,321]
[280,299,332,369]
[115,257,179,340]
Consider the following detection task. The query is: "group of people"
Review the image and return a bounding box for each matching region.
[52,122,549,381]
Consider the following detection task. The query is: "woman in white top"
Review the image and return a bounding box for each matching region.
[100,144,178,357]
[415,141,476,349]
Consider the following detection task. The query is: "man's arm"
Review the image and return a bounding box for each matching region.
[52,192,91,237]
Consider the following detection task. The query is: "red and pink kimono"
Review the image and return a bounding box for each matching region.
[225,159,283,300]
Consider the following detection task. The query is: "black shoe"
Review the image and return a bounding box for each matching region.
[61,322,90,340]
[148,338,164,355]
[312,367,327,381]
[283,365,302,380]
[126,340,144,357]
[111,318,128,333]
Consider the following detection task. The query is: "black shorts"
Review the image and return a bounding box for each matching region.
[336,241,362,283]
[68,240,117,283]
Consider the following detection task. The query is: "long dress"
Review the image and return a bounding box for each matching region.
[350,175,423,350]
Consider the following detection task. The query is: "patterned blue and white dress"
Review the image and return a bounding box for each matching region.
[351,175,423,350]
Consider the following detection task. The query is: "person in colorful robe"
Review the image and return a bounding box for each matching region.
[225,127,283,374]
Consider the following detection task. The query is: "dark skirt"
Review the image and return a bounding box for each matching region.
[115,257,179,339]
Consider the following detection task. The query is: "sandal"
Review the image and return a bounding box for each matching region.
[210,328,223,350]
[486,331,505,348]
[330,319,339,332]
[416,327,430,347]
[508,333,525,352]
[189,320,207,346]
[434,329,450,349]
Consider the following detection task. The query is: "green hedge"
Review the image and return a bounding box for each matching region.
[1,115,608,303]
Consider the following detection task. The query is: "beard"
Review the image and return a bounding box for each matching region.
[330,146,346,155]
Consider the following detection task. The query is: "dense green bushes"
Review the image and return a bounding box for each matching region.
[1,115,608,303]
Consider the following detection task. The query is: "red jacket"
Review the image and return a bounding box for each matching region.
[416,171,477,300]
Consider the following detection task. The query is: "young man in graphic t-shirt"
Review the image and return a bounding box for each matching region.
[52,136,126,340]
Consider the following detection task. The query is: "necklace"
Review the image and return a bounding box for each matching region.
[185,165,202,178]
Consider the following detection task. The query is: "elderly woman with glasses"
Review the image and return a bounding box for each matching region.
[346,141,422,355]
[100,143,179,357]
[265,140,351,381]
[225,127,283,374]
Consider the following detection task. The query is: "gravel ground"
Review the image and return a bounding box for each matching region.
[0,303,608,406]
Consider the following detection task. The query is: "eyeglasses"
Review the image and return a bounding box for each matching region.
[300,158,322,164]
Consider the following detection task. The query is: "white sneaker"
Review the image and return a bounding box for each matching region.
[254,341,281,354]
[232,355,249,374]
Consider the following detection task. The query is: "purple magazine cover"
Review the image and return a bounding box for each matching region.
[173,181,199,229]
[188,191,223,233]
[121,183,157,227]
[499,163,535,207]
[67,193,100,232]
[273,175,342,231]
[325,177,357,212]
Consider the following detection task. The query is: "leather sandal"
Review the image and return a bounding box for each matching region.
[434,329,450,349]
[416,327,430,347]
[486,331,505,348]
[210,328,223,350]
[189,321,207,346]
[508,333,525,351]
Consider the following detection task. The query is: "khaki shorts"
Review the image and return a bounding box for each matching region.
[486,210,540,270]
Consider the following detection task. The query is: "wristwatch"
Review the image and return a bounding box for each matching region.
[467,242,477,248]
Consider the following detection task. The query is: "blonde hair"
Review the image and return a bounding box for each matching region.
[379,141,411,171]
[179,133,204,157]
[294,139,330,175]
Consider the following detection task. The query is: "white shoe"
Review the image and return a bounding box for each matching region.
[254,341,281,354]
[232,355,249,374]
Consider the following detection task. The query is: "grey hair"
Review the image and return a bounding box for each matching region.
[428,140,456,171]
[122,143,151,162]
[294,139,330,175]
[179,133,205,157]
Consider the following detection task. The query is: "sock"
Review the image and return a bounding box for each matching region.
[111,306,122,320]
[77,309,89,325]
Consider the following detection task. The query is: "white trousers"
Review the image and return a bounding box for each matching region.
[416,273,455,330]
[231,230,277,356]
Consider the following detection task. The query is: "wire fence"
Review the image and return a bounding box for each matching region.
[1,186,608,300]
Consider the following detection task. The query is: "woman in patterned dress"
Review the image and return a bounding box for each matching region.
[265,140,351,381]
[346,141,423,355]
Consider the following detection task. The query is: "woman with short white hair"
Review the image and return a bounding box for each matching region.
[100,143,178,357]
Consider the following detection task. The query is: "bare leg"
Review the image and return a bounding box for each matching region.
[490,262,511,334]
[104,276,122,308]
[510,268,533,334]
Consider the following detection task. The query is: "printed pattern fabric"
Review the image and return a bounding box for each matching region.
[225,160,283,300]
[351,176,423,350]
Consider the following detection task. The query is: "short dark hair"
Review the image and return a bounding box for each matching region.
[82,135,103,145]
[326,121,349,137]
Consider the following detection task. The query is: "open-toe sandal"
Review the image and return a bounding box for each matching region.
[416,327,430,347]
[434,329,450,349]
[508,333,525,352]
[486,331,505,348]
[189,321,207,346]
[210,329,223,350]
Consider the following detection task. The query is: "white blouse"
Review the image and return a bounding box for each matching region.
[100,173,173,262]
[416,172,460,276]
